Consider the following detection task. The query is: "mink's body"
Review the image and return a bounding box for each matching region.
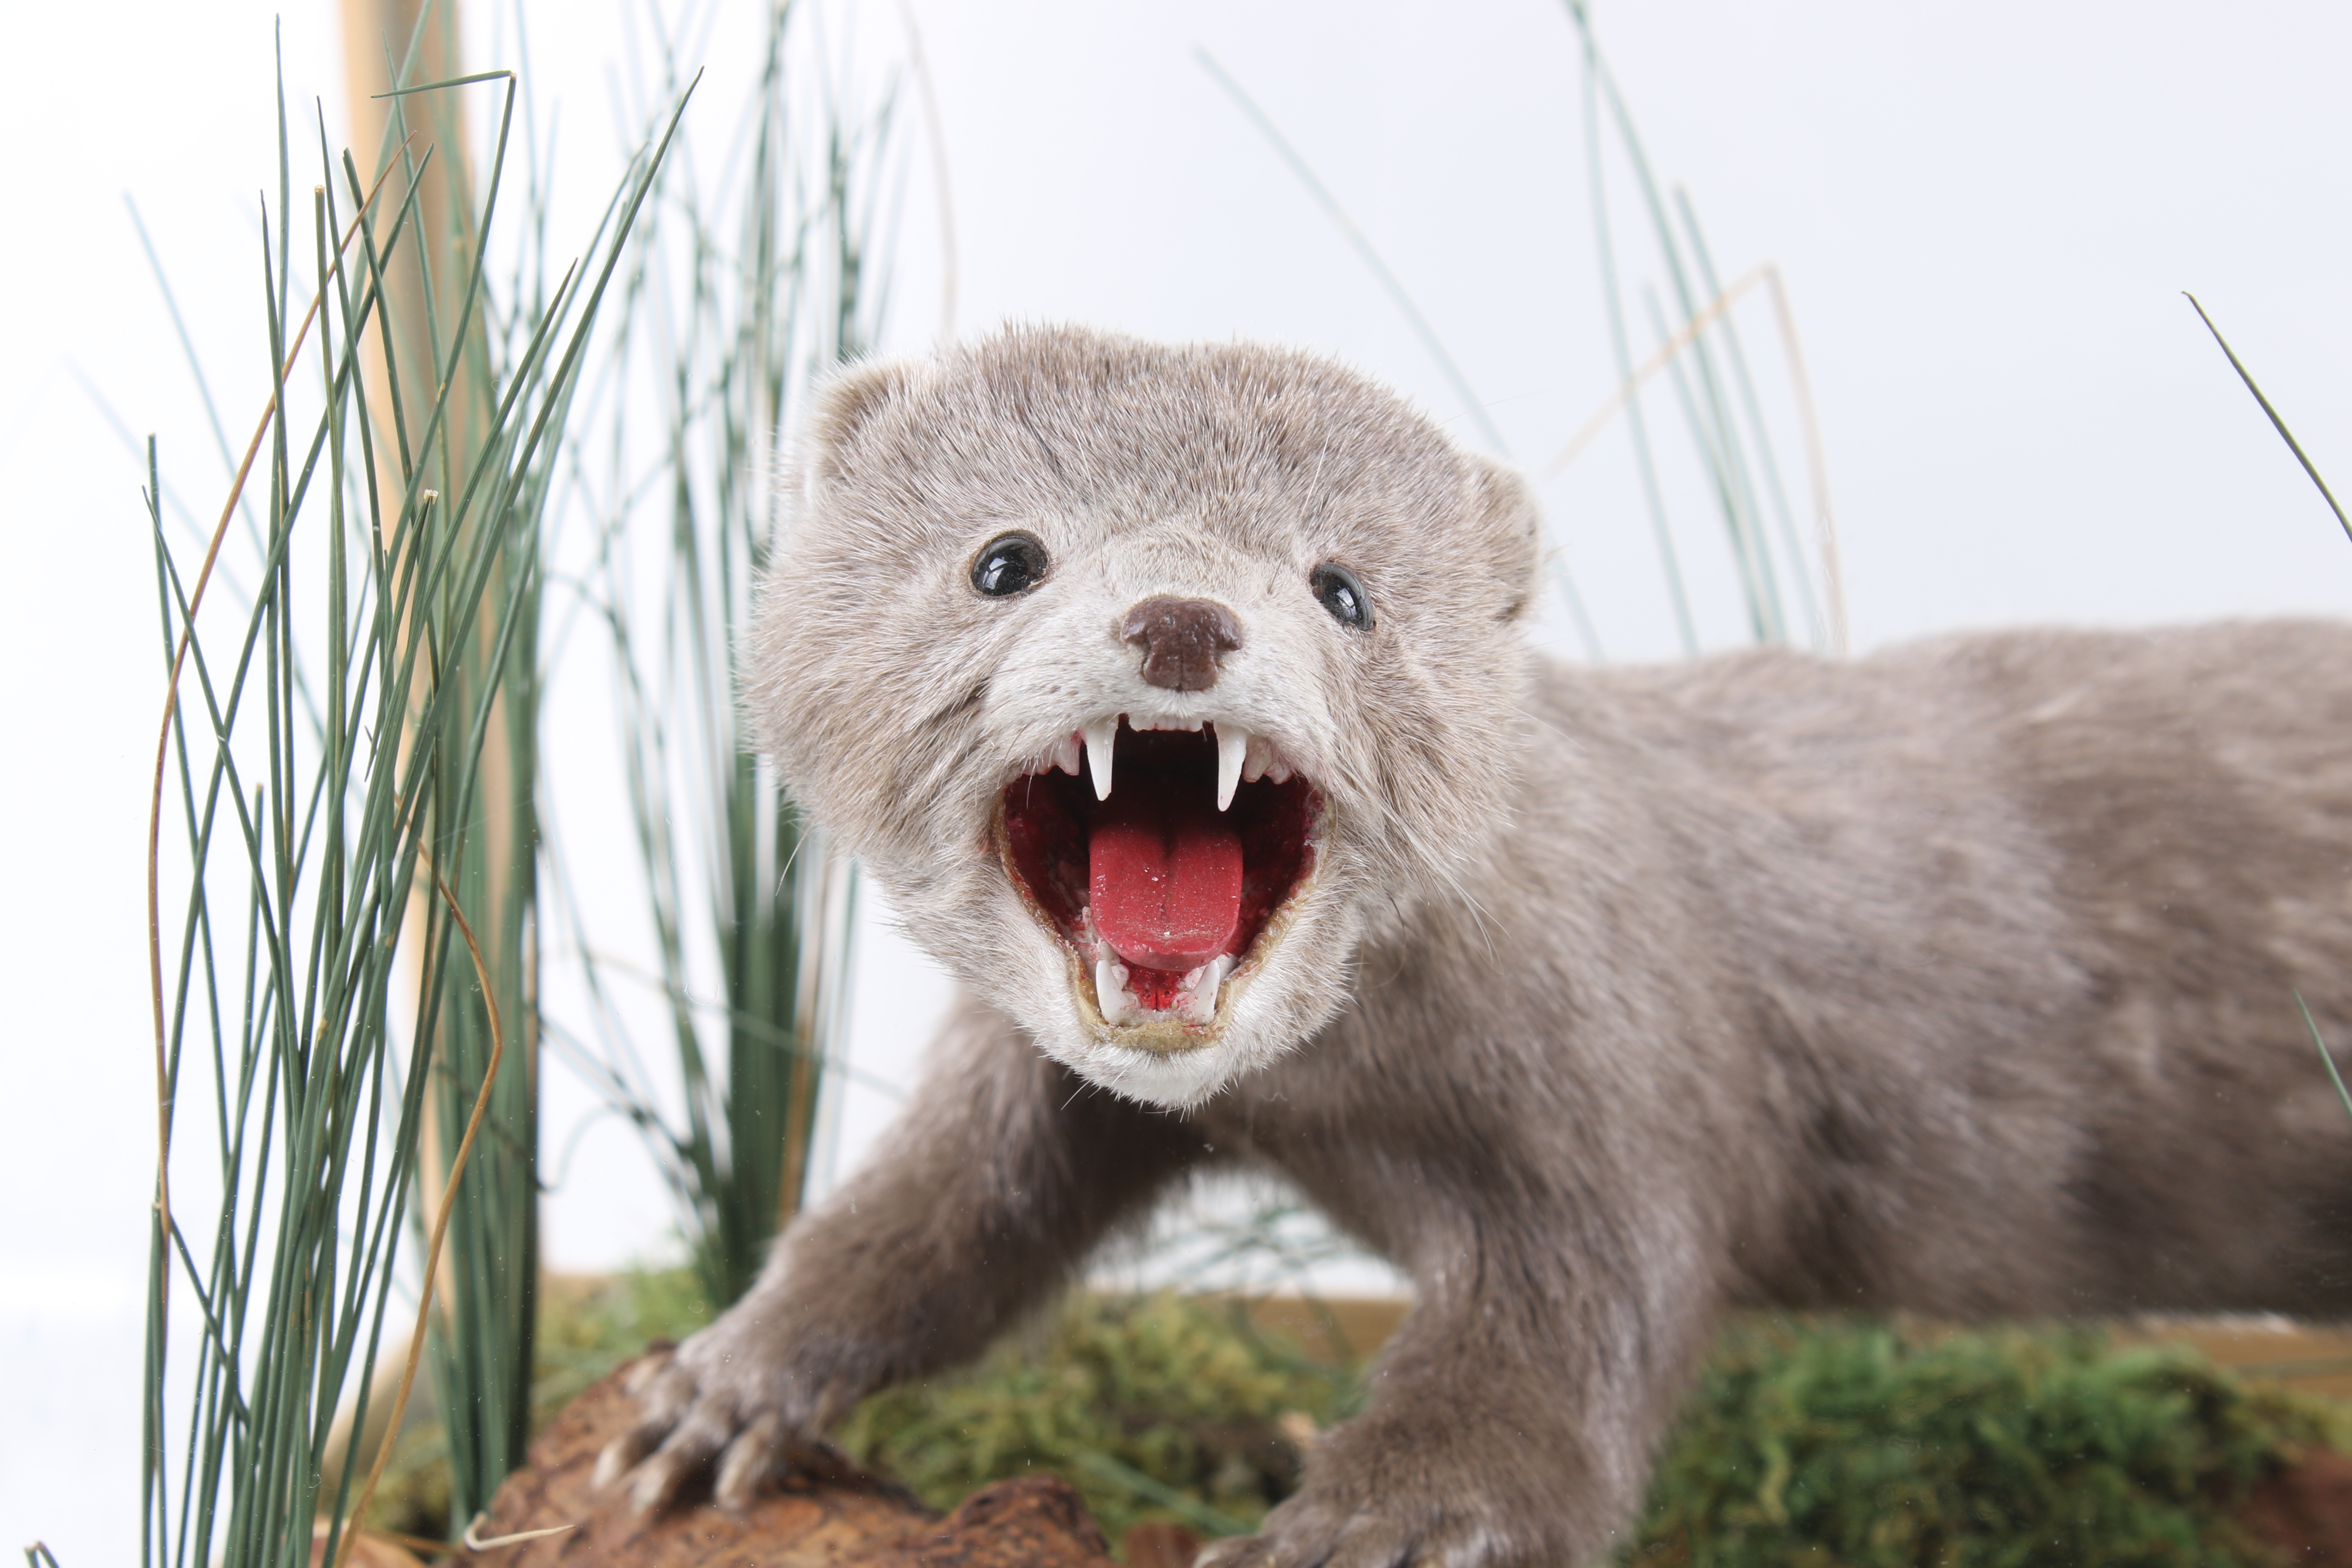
[600,327,2352,1568]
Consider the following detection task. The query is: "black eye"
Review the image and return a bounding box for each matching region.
[1311,562,1373,631]
[971,532,1050,597]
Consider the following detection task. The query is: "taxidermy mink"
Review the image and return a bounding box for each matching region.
[600,325,2352,1568]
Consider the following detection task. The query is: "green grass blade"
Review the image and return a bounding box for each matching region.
[2297,994,2352,1123]
[1195,46,1605,662]
[2185,292,2352,545]
[1675,190,1825,647]
[1574,34,1693,659]
[1192,49,1504,458]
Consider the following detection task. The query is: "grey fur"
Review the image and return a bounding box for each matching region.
[601,325,2352,1568]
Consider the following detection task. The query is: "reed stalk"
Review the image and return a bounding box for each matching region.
[139,33,686,1564]
[339,0,549,1523]
[1200,13,1841,661]
[538,0,898,1313]
[1561,0,1843,654]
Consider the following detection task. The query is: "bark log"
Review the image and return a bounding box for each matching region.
[444,1356,1120,1568]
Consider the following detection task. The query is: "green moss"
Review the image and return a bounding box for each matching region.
[837,1292,1360,1543]
[1624,1320,2334,1568]
[530,1268,717,1412]
[365,1281,2347,1566]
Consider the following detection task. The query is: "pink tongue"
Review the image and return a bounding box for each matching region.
[1090,774,1243,973]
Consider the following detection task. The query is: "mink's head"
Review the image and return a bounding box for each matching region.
[746,325,1538,1107]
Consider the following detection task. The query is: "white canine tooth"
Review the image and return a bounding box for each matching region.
[1083,718,1118,800]
[1241,734,1273,784]
[1214,722,1248,812]
[1096,957,1141,1026]
[1054,732,1084,777]
[1175,955,1233,1023]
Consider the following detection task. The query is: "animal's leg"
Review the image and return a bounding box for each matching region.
[597,991,1201,1509]
[1204,1240,1711,1568]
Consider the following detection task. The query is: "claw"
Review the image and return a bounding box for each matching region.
[598,1358,701,1494]
[627,1451,687,1515]
[591,1432,645,1491]
[621,1348,674,1399]
[715,1411,787,1510]
[1194,1536,1271,1568]
[632,1397,739,1513]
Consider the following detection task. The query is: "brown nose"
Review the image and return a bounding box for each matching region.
[1120,596,1244,691]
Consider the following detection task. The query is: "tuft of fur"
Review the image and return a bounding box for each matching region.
[609,325,2352,1568]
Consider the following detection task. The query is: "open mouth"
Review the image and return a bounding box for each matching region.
[998,717,1320,1036]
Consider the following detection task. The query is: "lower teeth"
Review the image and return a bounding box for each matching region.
[1094,952,1231,1027]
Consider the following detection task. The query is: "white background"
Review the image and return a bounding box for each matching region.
[7,1,2352,1559]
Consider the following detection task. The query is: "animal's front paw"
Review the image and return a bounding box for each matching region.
[1194,1496,1483,1568]
[592,1319,854,1512]
[1191,1418,1581,1568]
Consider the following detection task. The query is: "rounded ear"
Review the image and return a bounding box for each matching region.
[1461,454,1543,622]
[803,355,913,489]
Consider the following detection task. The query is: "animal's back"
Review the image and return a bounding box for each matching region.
[1968,621,2352,1313]
[1506,621,2352,1319]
